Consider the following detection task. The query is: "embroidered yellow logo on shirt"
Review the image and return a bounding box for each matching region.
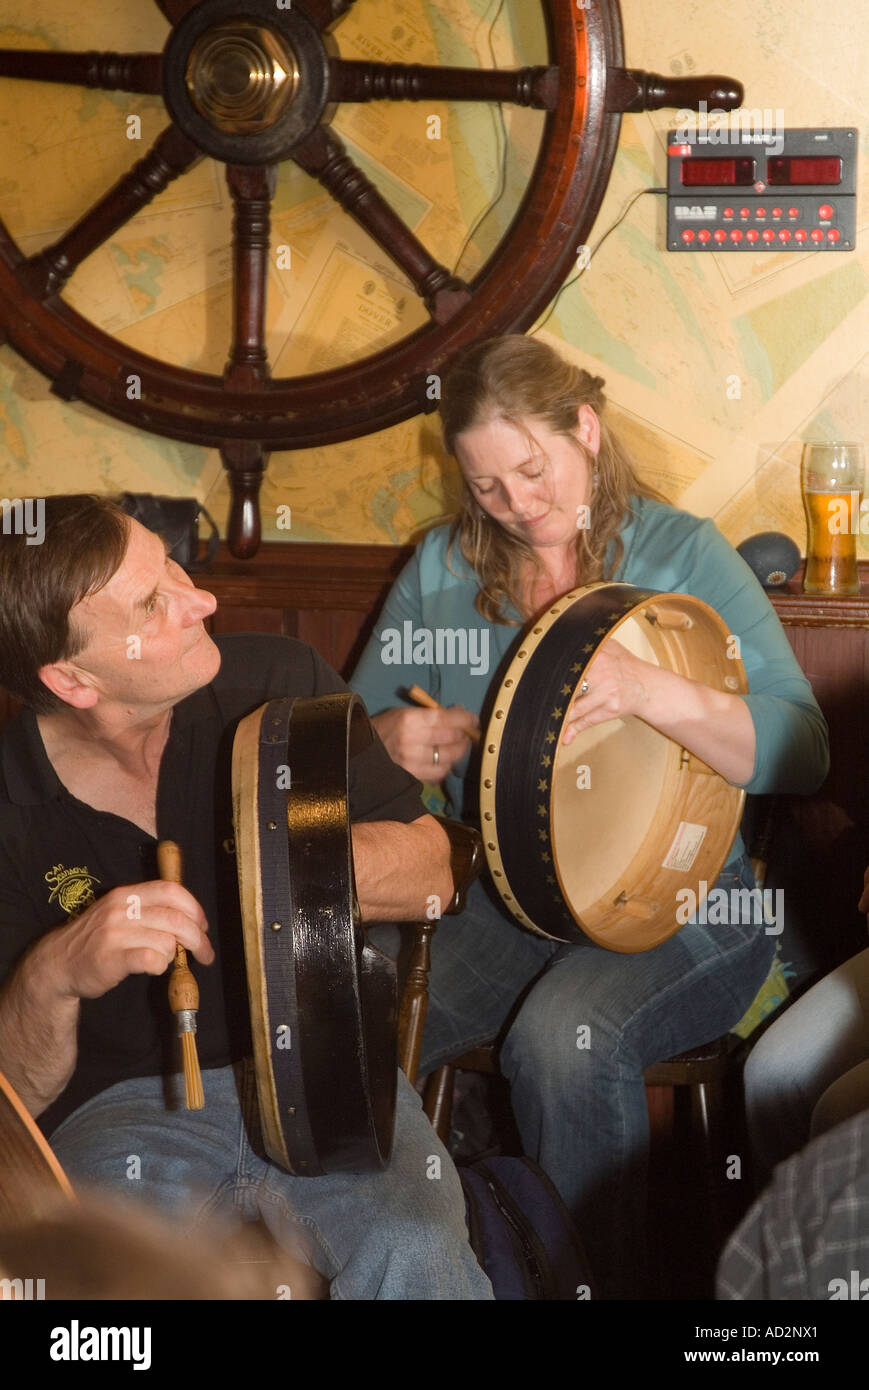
[45,864,100,916]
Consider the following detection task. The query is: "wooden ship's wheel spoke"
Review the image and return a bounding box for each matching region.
[292,127,470,322]
[0,51,163,93]
[328,60,560,109]
[225,163,277,390]
[0,0,744,556]
[22,127,201,301]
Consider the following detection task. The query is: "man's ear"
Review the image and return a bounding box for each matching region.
[576,405,601,457]
[37,662,98,710]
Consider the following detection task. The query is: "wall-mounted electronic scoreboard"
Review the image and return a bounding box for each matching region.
[667,127,856,251]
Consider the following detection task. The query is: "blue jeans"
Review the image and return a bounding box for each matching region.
[49,1059,492,1301]
[394,853,775,1299]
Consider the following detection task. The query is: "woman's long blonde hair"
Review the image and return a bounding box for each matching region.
[440,336,660,623]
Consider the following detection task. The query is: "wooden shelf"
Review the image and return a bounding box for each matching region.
[769,562,869,628]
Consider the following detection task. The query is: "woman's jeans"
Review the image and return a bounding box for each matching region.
[50,1058,492,1301]
[385,852,775,1299]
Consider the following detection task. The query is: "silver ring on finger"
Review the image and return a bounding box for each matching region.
[432,745,440,766]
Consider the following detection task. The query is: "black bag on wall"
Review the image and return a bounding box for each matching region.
[118,494,219,573]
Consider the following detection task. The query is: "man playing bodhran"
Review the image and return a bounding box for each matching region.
[0,495,492,1300]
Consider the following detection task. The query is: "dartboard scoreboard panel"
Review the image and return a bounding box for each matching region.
[666,127,857,251]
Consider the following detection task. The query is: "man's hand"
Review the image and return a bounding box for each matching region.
[0,882,213,1117]
[43,880,214,1001]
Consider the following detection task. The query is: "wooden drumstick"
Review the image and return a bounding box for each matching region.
[407,685,481,743]
[157,841,204,1111]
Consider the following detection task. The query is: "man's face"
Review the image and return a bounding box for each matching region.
[58,518,220,713]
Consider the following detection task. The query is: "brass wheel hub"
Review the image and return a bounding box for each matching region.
[163,0,328,164]
[186,22,300,133]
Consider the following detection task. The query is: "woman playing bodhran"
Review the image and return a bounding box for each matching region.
[350,335,828,1298]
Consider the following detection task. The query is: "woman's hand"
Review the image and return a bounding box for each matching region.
[561,638,756,786]
[372,705,479,783]
[561,641,653,745]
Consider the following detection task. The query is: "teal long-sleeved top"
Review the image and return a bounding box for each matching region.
[350,496,830,868]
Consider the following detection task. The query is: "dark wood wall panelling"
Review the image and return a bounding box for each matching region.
[202,541,413,677]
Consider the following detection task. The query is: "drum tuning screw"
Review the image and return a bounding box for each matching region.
[267,820,277,830]
[270,921,282,931]
[287,1106,296,1115]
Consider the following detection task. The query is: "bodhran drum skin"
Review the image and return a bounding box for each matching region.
[480,584,748,953]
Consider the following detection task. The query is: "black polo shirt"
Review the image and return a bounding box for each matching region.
[0,634,425,1136]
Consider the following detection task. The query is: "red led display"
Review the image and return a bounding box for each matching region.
[767,157,842,186]
[680,158,756,187]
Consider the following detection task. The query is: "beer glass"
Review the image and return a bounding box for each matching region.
[801,443,865,596]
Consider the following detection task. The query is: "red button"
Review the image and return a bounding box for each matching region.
[818,204,834,221]
[762,229,775,242]
[723,207,734,219]
[772,207,783,219]
[729,229,743,242]
[739,207,750,218]
[795,229,808,242]
[713,229,727,243]
[777,229,791,242]
[681,229,695,243]
[810,228,824,242]
[697,229,711,243]
[756,207,766,218]
[746,229,760,243]
[827,228,841,243]
[788,207,799,219]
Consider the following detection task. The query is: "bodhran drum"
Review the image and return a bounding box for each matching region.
[480,584,748,953]
[232,692,396,1176]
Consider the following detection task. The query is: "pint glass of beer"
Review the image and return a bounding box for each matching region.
[801,443,865,596]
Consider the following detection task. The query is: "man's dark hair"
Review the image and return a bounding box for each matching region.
[0,495,129,712]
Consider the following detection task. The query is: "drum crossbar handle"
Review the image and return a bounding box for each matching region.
[644,605,693,630]
[613,893,660,920]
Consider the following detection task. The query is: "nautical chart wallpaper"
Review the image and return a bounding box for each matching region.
[0,0,866,554]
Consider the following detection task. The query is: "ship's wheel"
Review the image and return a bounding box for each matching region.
[0,0,740,554]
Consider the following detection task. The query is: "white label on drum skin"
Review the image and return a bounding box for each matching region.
[662,822,708,873]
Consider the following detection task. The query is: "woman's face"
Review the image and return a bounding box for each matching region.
[454,406,600,552]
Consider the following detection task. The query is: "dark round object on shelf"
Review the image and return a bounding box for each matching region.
[737,532,801,588]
